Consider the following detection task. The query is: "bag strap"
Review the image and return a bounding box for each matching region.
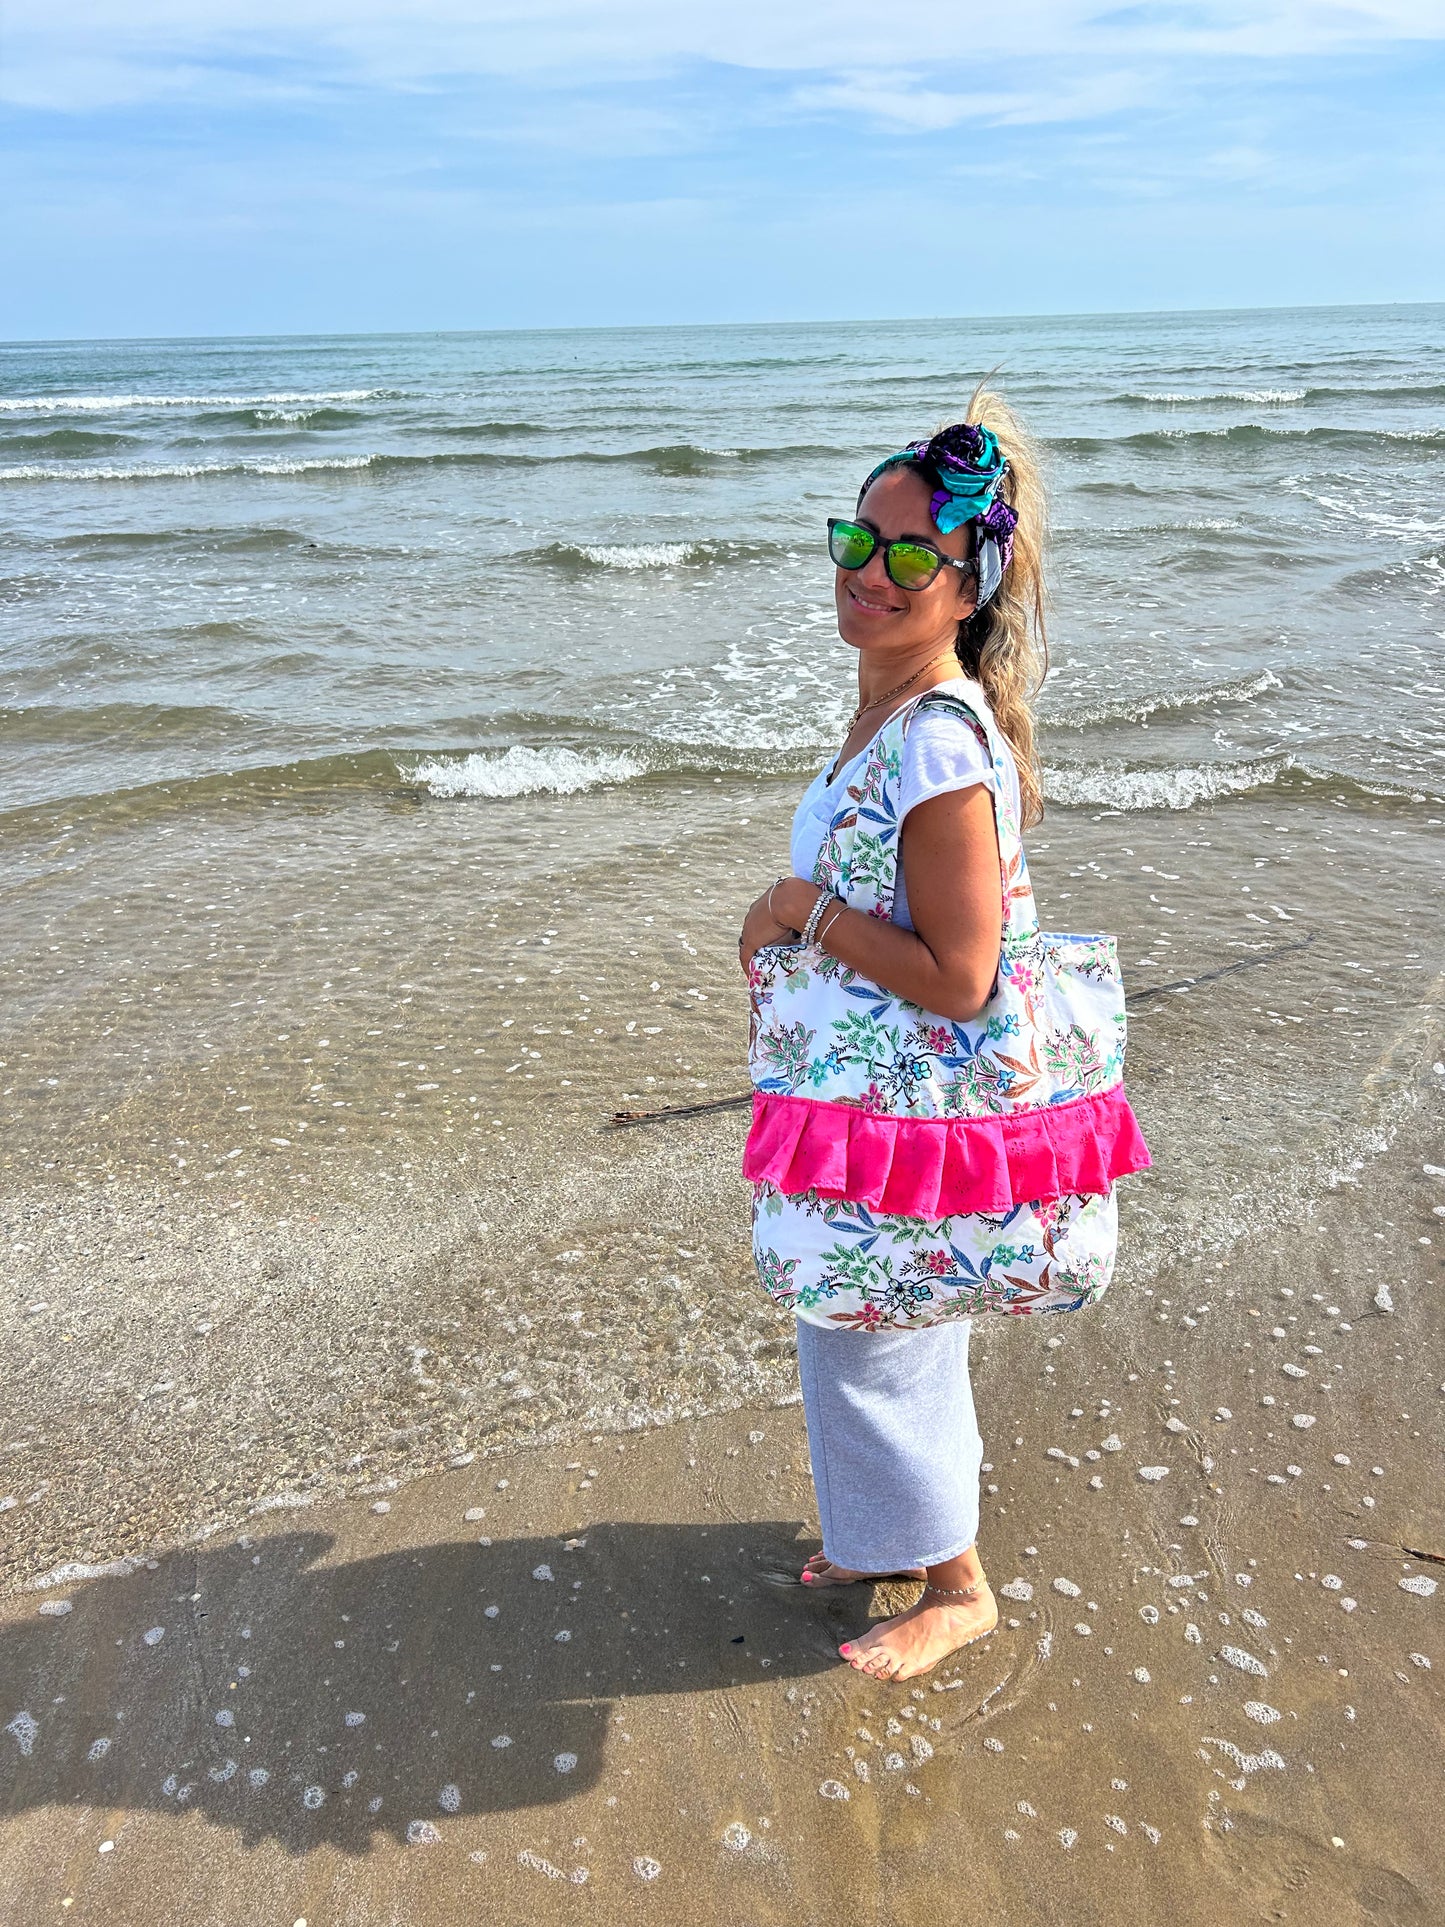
[810,682,1038,947]
[903,688,1039,948]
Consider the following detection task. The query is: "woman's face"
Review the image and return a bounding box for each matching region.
[835,463,978,659]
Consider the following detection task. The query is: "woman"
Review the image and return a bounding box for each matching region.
[738,387,1146,1683]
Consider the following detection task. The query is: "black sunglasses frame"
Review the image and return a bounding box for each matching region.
[827,517,977,592]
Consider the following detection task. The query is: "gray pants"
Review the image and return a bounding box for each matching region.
[795,1317,982,1572]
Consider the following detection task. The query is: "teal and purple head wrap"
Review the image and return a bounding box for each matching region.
[859,421,1018,607]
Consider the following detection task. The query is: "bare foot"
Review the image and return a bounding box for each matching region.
[800,1552,927,1589]
[839,1580,998,1680]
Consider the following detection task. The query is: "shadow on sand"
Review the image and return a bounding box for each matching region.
[1,1518,847,1855]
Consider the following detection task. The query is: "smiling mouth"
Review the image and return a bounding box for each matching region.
[846,583,905,615]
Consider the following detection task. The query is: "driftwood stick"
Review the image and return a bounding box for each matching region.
[1125,931,1315,1006]
[607,932,1316,1127]
[608,1092,754,1129]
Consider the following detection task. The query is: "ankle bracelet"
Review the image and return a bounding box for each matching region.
[922,1577,986,1602]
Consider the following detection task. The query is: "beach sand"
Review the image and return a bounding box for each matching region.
[3,1062,1442,1925]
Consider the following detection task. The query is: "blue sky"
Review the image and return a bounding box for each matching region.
[4,1,1444,338]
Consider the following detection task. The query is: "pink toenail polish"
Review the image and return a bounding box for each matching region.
[840,1643,852,1654]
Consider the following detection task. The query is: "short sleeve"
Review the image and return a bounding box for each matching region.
[896,708,996,826]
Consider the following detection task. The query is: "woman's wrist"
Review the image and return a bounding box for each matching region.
[776,876,824,932]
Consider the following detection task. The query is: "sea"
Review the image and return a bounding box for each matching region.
[2,306,1443,1470]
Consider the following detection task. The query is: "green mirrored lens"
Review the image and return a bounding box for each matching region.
[887,542,941,590]
[829,521,875,570]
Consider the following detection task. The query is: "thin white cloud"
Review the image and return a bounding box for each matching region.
[793,70,1145,131]
[5,1,1444,111]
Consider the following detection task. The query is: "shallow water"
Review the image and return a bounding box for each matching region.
[2,306,1443,1349]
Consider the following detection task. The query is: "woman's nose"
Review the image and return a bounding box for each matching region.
[856,545,894,590]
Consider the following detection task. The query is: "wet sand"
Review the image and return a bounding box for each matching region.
[3,1073,1443,1926]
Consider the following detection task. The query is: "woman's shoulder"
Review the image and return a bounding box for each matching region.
[905,682,997,765]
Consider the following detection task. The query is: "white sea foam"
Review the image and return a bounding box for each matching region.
[1046,755,1293,812]
[28,1556,140,1589]
[1133,389,1307,404]
[0,390,385,414]
[405,745,644,799]
[573,542,696,569]
[0,456,375,483]
[1048,668,1281,730]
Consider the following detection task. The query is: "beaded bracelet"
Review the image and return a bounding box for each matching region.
[800,889,835,947]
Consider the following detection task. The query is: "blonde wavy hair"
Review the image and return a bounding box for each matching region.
[946,379,1049,827]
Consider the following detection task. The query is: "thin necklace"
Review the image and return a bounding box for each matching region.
[848,652,955,731]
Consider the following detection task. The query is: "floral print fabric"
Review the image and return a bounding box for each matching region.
[747,687,1142,1329]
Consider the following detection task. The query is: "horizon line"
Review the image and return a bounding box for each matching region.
[3,296,1442,353]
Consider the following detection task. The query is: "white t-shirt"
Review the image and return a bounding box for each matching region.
[789,678,1018,932]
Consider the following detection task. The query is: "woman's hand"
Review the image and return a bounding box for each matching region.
[738,887,797,974]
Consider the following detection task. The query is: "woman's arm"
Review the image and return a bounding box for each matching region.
[769,783,1002,1022]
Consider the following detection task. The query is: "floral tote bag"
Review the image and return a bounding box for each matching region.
[744,689,1150,1325]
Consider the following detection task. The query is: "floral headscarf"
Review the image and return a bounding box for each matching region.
[859,422,1018,607]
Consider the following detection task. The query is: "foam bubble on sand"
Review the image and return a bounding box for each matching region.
[1000,1580,1033,1602]
[5,1714,37,1757]
[518,1849,565,1879]
[142,1626,166,1646]
[722,1822,751,1850]
[29,1557,139,1590]
[407,1820,441,1845]
[490,1734,512,1749]
[1220,1645,1268,1677]
[818,1779,851,1799]
[37,1600,72,1616]
[532,1563,555,1582]
[1053,1578,1081,1597]
[632,1856,662,1880]
[87,1738,112,1760]
[554,1752,578,1774]
[1205,1737,1286,1775]
[1244,1702,1282,1723]
[438,1784,461,1812]
[405,746,644,800]
[248,1768,270,1787]
[344,1711,365,1727]
[1400,1575,1438,1598]
[302,1785,325,1809]
[1137,1466,1169,1481]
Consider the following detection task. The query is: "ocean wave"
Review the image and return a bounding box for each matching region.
[1286,489,1445,541]
[0,455,376,483]
[0,389,392,414]
[1049,424,1445,457]
[532,537,792,572]
[52,524,318,555]
[0,440,850,484]
[1045,755,1296,811]
[402,745,646,799]
[0,428,137,455]
[192,405,364,430]
[1113,381,1445,407]
[1113,388,1307,406]
[1045,669,1282,730]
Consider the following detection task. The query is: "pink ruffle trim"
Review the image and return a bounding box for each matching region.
[743,1084,1150,1216]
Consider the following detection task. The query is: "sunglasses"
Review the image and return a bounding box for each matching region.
[827,517,976,593]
